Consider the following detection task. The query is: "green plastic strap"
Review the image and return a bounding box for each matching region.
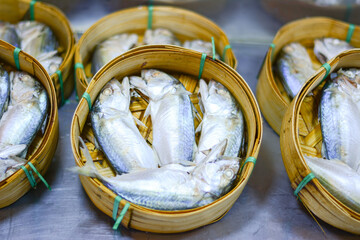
[270,43,275,61]
[30,0,36,21]
[20,165,36,188]
[147,4,153,30]
[346,24,355,43]
[112,202,131,230]
[198,53,207,80]
[112,196,122,221]
[28,162,51,190]
[55,70,65,106]
[222,44,231,61]
[294,172,316,197]
[74,63,85,101]
[240,156,256,173]
[211,37,216,60]
[82,92,92,110]
[14,48,21,70]
[321,63,331,83]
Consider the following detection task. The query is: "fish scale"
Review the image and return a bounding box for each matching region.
[0,65,9,119]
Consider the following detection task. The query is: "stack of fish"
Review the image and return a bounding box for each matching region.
[277,38,353,98]
[0,65,49,181]
[76,69,245,210]
[0,20,62,75]
[91,28,218,76]
[305,68,360,212]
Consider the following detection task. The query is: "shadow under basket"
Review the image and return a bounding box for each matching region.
[71,45,262,233]
[256,17,360,135]
[0,40,59,208]
[0,0,75,107]
[74,5,236,99]
[280,49,360,234]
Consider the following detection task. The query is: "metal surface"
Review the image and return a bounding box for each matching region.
[0,0,359,239]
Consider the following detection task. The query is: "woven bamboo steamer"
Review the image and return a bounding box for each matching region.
[74,5,236,98]
[0,40,59,208]
[280,49,360,234]
[0,0,75,107]
[256,17,360,135]
[71,45,262,233]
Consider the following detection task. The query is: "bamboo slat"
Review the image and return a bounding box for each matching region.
[0,40,59,208]
[71,45,262,233]
[256,17,360,135]
[280,49,360,234]
[0,0,75,107]
[74,6,236,98]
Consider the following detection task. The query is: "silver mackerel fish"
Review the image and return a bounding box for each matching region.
[0,65,9,119]
[277,42,315,98]
[196,79,244,162]
[320,69,360,173]
[314,38,353,64]
[76,138,239,210]
[91,78,159,174]
[130,69,196,165]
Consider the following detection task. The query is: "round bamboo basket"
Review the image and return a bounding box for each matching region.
[0,0,75,107]
[280,49,360,234]
[256,17,360,135]
[74,5,236,98]
[0,40,59,208]
[71,45,262,233]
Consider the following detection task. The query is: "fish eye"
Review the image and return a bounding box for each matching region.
[224,169,234,179]
[103,88,113,96]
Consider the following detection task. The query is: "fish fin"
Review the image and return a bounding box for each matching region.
[195,120,203,133]
[144,101,151,121]
[201,149,211,156]
[191,101,202,122]
[0,144,27,159]
[41,114,49,134]
[122,77,131,98]
[129,76,148,96]
[133,116,147,128]
[69,137,98,178]
[178,160,197,167]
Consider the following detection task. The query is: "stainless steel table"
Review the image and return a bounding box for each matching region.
[0,0,358,239]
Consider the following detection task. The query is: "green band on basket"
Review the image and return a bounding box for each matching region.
[240,156,257,173]
[198,53,207,80]
[74,63,85,101]
[30,0,36,21]
[270,43,275,61]
[55,70,65,106]
[346,24,355,43]
[147,5,153,30]
[20,165,36,188]
[113,202,131,230]
[113,196,122,221]
[222,45,231,61]
[14,48,21,70]
[294,172,316,197]
[82,92,92,110]
[211,37,216,60]
[28,162,51,190]
[321,63,331,82]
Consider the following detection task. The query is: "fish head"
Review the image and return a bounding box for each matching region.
[10,71,41,103]
[94,78,130,113]
[314,38,352,64]
[144,28,179,45]
[193,139,240,197]
[201,80,239,115]
[130,69,179,100]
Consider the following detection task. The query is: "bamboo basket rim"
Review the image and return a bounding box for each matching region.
[75,5,237,95]
[0,40,58,186]
[71,45,262,216]
[284,49,360,221]
[264,16,357,107]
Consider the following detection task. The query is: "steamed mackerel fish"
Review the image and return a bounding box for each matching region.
[130,69,196,165]
[0,21,20,48]
[0,71,48,180]
[17,21,62,75]
[77,138,239,210]
[91,33,138,75]
[277,42,316,98]
[143,28,180,45]
[314,38,353,64]
[196,79,244,162]
[183,40,219,58]
[91,78,159,174]
[305,156,360,213]
[320,69,360,173]
[0,65,9,119]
